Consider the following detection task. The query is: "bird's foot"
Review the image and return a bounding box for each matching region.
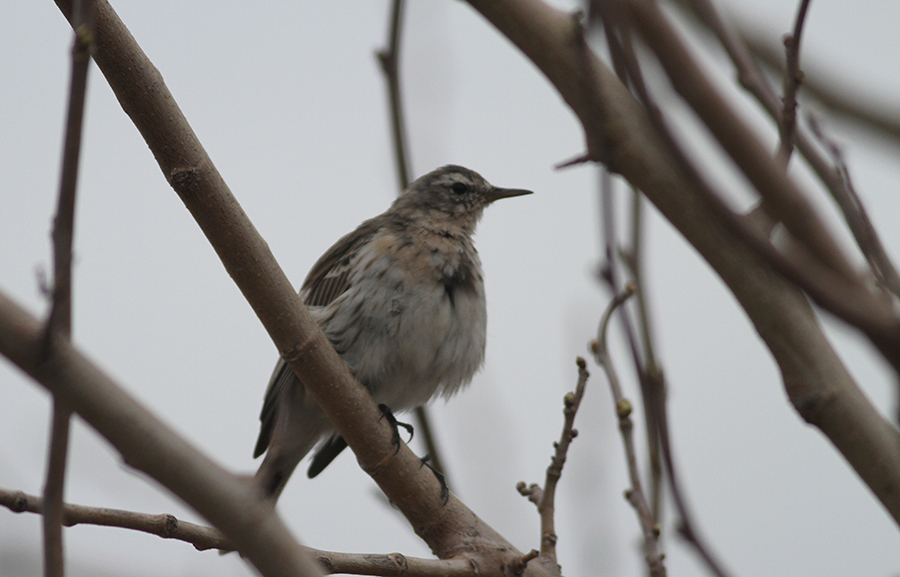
[378,404,414,454]
[419,454,450,505]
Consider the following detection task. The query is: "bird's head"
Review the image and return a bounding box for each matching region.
[394,165,532,232]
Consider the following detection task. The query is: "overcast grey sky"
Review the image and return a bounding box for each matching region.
[2,1,899,576]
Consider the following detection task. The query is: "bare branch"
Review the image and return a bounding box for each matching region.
[739,26,900,143]
[775,0,811,164]
[0,488,475,577]
[1,488,231,551]
[42,403,72,577]
[376,0,411,190]
[540,358,590,562]
[41,2,95,573]
[0,290,321,577]
[590,284,665,577]
[601,0,900,358]
[595,23,665,516]
[805,114,900,298]
[515,358,590,571]
[649,369,734,577]
[627,0,856,284]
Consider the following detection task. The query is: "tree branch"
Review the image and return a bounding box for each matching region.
[590,285,666,577]
[41,2,95,574]
[676,0,900,301]
[465,0,900,526]
[775,0,811,164]
[0,487,474,577]
[516,358,589,565]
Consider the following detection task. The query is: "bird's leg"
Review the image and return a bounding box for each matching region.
[420,454,450,505]
[378,404,414,454]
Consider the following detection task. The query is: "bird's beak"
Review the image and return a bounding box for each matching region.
[485,187,533,202]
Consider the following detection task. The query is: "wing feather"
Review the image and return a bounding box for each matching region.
[254,217,383,458]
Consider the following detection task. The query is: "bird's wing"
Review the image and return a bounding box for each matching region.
[254,218,383,459]
[301,217,383,307]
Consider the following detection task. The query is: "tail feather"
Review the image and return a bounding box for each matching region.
[254,435,318,501]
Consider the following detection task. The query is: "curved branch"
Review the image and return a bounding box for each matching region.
[0,488,474,577]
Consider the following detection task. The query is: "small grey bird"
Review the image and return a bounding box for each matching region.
[253,165,532,500]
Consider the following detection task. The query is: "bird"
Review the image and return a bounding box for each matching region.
[253,164,532,500]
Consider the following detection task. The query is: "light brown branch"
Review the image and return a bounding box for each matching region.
[1,488,231,551]
[0,488,473,577]
[540,358,589,562]
[515,358,589,571]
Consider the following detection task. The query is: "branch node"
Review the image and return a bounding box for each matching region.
[616,398,633,418]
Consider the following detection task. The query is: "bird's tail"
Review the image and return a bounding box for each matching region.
[253,434,319,502]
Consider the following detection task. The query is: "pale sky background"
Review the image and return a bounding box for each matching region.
[2,1,900,576]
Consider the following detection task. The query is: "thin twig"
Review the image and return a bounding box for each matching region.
[598,20,665,522]
[42,404,71,577]
[806,114,900,298]
[679,0,900,303]
[375,0,450,483]
[590,284,666,577]
[376,0,411,191]
[41,3,94,575]
[739,26,900,143]
[776,0,811,164]
[515,357,590,567]
[540,357,590,563]
[648,370,732,577]
[0,488,472,577]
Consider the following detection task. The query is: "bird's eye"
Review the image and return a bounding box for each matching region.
[451,182,469,194]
